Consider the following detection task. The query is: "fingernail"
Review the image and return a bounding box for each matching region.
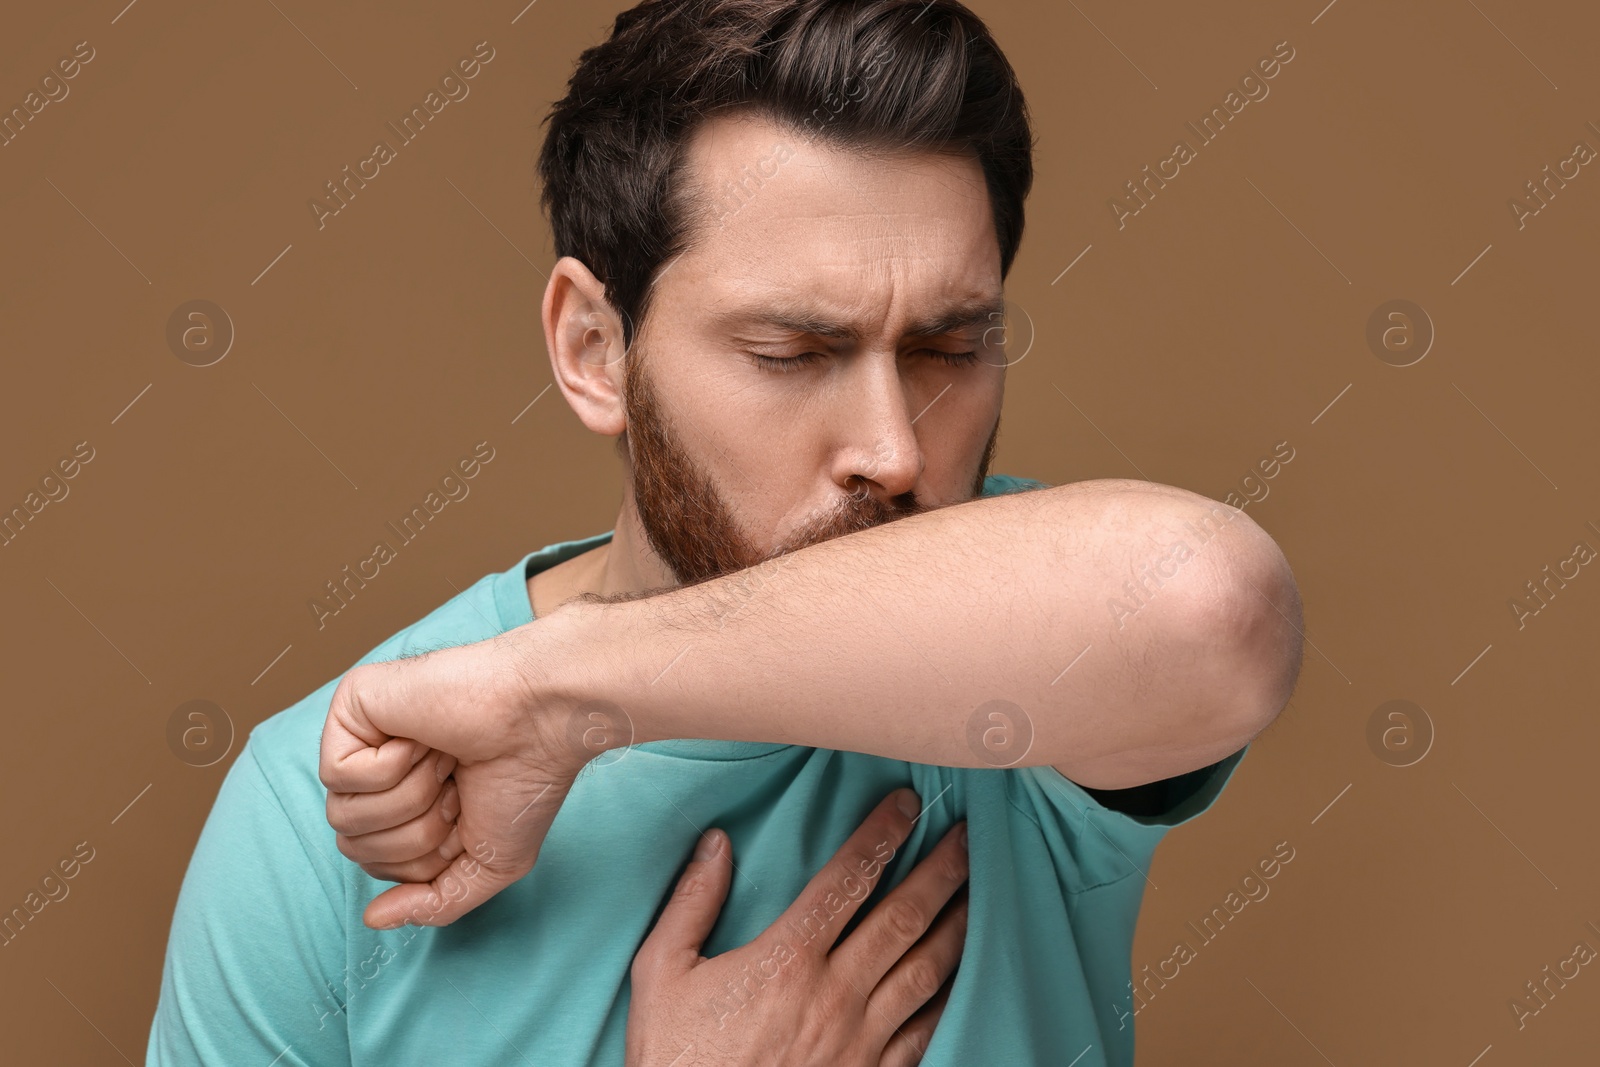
[441,782,461,823]
[897,789,920,819]
[694,830,720,861]
[436,758,449,783]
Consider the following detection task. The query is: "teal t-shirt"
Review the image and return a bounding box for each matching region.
[146,474,1247,1066]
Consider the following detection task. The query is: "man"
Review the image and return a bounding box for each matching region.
[147,1,1303,1064]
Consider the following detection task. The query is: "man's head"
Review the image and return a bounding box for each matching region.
[536,0,1034,588]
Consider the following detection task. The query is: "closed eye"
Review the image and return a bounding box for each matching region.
[746,350,980,374]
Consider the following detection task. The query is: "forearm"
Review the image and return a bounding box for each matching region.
[528,478,1296,783]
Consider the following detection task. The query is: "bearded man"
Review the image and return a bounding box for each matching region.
[147,2,1302,1064]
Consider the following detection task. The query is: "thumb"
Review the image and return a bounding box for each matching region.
[362,846,522,930]
[638,831,732,975]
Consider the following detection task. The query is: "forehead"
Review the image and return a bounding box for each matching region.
[668,113,1003,335]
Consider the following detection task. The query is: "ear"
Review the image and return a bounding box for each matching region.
[542,256,631,437]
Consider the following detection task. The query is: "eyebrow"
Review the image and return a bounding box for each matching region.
[712,298,1007,344]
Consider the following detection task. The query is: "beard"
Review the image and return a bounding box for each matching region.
[619,348,1001,589]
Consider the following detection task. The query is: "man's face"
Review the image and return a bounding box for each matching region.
[618,113,1009,587]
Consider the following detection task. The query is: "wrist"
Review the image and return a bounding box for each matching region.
[511,599,641,767]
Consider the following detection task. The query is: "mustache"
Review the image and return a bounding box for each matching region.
[767,488,928,559]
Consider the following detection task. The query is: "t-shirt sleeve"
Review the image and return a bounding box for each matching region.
[1023,744,1249,831]
[146,734,351,1066]
[1000,745,1250,894]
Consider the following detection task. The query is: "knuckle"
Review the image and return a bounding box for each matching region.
[778,942,822,984]
[902,958,943,1001]
[903,1024,933,1056]
[670,868,710,904]
[882,897,926,941]
[630,945,661,985]
[818,973,861,1013]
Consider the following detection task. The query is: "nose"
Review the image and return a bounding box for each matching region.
[831,353,924,503]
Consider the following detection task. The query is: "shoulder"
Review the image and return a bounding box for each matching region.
[247,567,513,807]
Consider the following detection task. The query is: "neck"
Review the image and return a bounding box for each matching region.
[599,493,679,598]
[528,491,679,619]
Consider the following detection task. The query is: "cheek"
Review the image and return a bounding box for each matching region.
[661,380,803,515]
[926,380,1002,483]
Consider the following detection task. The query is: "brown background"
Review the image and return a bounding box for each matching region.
[2,0,1597,1063]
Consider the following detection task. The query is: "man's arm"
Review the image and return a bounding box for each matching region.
[320,476,1302,928]
[532,477,1302,790]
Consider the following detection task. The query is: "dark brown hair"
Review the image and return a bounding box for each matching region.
[535,0,1035,350]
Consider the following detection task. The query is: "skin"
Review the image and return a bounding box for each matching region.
[529,111,1004,612]
[317,109,1303,1062]
[626,792,970,1067]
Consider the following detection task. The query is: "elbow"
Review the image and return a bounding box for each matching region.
[1078,490,1303,788]
[1197,509,1304,745]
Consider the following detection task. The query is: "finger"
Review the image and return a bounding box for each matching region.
[361,844,522,930]
[877,974,955,1067]
[866,887,966,1040]
[775,788,920,958]
[335,778,460,864]
[358,823,464,884]
[319,697,431,795]
[833,821,967,990]
[320,648,529,795]
[356,849,454,885]
[632,830,733,986]
[327,749,454,837]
